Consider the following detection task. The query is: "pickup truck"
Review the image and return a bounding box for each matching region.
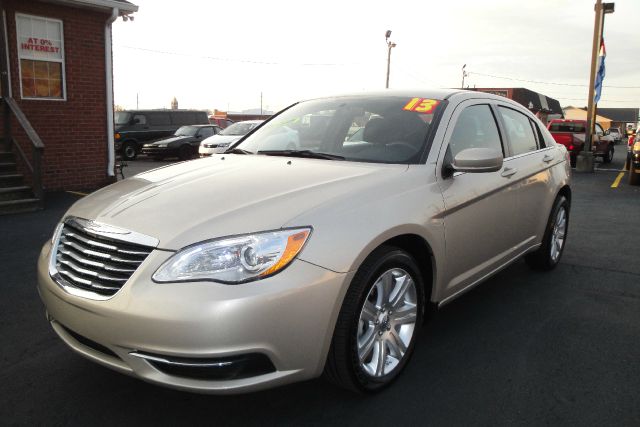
[547,119,615,167]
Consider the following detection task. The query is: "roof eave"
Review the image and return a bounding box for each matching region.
[50,0,138,14]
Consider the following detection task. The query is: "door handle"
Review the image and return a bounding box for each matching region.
[543,154,554,163]
[501,167,517,178]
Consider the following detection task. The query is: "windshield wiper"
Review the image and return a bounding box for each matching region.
[224,147,253,155]
[257,150,345,160]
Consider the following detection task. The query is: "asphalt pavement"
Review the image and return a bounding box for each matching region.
[1,148,639,426]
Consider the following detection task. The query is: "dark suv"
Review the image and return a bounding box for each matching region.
[115,110,209,160]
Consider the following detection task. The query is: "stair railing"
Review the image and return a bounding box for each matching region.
[2,97,44,203]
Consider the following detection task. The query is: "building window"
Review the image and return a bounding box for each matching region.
[16,14,65,100]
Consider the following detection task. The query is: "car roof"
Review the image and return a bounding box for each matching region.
[300,89,531,111]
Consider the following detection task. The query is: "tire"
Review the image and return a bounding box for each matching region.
[122,142,137,161]
[630,163,640,186]
[324,246,424,393]
[525,195,569,271]
[603,145,614,163]
[570,155,577,168]
[178,145,193,160]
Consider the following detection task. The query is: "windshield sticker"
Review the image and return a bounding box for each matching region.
[403,98,440,113]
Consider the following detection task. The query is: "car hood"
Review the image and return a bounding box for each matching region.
[201,134,242,145]
[145,135,191,146]
[66,155,408,249]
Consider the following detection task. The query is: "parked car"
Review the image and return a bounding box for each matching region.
[141,125,221,160]
[547,119,614,166]
[115,109,209,160]
[628,131,640,185]
[198,120,263,156]
[38,90,571,394]
[209,116,235,129]
[607,127,622,143]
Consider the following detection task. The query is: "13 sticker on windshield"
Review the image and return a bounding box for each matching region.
[403,98,440,113]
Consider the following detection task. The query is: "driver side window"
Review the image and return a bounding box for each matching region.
[448,104,503,159]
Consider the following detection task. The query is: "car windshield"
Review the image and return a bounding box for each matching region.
[236,96,443,164]
[221,122,259,136]
[115,112,131,125]
[175,126,199,136]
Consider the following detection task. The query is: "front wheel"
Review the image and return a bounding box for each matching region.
[324,246,424,393]
[122,142,137,161]
[526,195,569,270]
[178,145,194,160]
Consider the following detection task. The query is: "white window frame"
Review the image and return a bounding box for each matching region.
[16,13,67,101]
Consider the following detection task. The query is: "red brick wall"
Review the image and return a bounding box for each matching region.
[3,0,114,191]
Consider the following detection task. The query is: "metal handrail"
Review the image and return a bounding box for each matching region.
[2,97,44,201]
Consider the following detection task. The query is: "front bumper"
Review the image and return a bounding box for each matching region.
[141,146,177,157]
[37,242,351,394]
[199,146,227,156]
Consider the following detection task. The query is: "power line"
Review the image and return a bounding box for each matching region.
[115,45,360,67]
[468,70,640,89]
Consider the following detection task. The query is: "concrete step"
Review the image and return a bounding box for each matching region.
[0,151,15,163]
[0,185,33,201]
[0,198,41,215]
[0,162,17,173]
[0,173,24,187]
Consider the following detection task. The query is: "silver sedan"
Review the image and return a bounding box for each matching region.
[38,89,571,393]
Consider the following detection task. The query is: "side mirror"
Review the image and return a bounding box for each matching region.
[451,147,503,173]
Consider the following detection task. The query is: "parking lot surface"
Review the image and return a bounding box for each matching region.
[2,149,639,426]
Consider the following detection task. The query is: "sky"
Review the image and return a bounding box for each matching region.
[112,0,640,115]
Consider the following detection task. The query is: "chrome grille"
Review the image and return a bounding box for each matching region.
[51,218,156,298]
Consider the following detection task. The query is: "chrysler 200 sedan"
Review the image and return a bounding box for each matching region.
[38,90,571,394]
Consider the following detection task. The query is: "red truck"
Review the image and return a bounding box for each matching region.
[547,119,615,167]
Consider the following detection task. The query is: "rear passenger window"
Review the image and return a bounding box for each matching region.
[530,119,546,149]
[147,113,171,126]
[172,112,197,125]
[448,104,503,159]
[499,107,538,155]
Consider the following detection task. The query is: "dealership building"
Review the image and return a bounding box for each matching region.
[0,0,137,213]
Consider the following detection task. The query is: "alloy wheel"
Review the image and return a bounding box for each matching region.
[550,207,567,262]
[356,268,417,378]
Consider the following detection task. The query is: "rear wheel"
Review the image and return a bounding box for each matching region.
[324,246,424,393]
[603,145,614,163]
[526,195,569,270]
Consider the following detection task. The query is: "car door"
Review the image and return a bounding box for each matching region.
[436,100,521,301]
[495,104,557,250]
[193,127,215,147]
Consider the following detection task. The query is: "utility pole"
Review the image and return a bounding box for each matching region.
[385,30,396,89]
[577,0,614,172]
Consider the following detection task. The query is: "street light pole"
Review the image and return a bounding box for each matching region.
[461,64,467,89]
[385,30,396,89]
[578,0,614,172]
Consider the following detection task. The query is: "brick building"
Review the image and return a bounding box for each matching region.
[0,0,137,212]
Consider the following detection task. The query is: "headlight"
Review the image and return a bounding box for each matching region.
[153,228,311,284]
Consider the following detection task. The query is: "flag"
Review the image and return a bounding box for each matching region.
[594,38,606,104]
